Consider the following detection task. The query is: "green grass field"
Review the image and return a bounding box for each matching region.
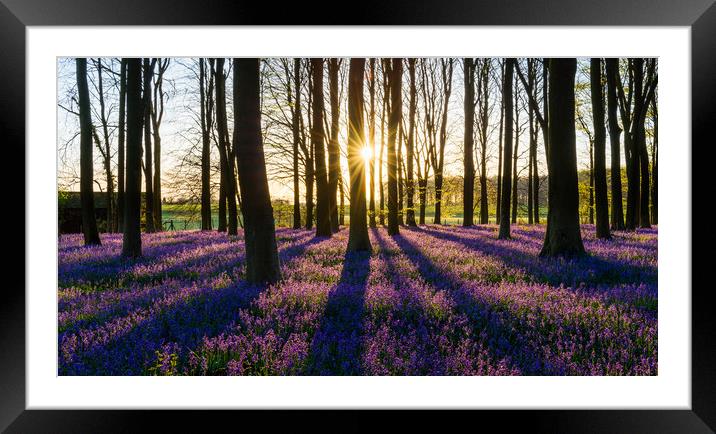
[159,202,551,230]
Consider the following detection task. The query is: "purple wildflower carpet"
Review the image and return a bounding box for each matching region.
[58,225,657,376]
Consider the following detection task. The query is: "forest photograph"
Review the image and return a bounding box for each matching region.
[56,56,658,376]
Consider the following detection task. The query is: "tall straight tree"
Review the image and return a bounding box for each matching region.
[311,58,332,237]
[496,60,505,225]
[527,59,537,225]
[540,58,585,257]
[117,59,127,232]
[292,58,302,229]
[303,61,315,230]
[199,58,212,230]
[386,58,402,235]
[525,58,541,225]
[368,58,378,228]
[206,59,226,233]
[397,126,404,226]
[590,58,611,239]
[346,58,371,251]
[379,59,390,226]
[515,59,549,224]
[432,59,453,225]
[151,58,169,231]
[463,58,475,227]
[95,58,115,233]
[327,59,342,233]
[605,59,625,230]
[497,58,515,239]
[122,58,143,257]
[405,58,417,227]
[77,58,101,246]
[215,58,239,236]
[632,58,647,228]
[619,59,639,231]
[637,60,657,229]
[233,58,281,284]
[143,58,155,233]
[511,67,521,225]
[650,94,658,224]
[477,59,491,224]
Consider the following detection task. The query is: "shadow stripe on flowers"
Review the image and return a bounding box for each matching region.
[391,231,576,375]
[418,225,656,287]
[58,232,319,375]
[370,228,519,375]
[394,228,656,375]
[303,244,370,375]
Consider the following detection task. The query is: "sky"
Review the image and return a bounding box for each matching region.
[56,57,655,203]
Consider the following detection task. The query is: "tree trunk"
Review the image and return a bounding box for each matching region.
[589,139,594,225]
[637,70,652,229]
[379,68,387,227]
[605,59,625,230]
[537,59,548,224]
[368,58,377,228]
[405,59,417,227]
[77,58,101,246]
[387,58,402,235]
[496,60,505,225]
[591,58,611,239]
[96,59,115,233]
[478,60,490,225]
[433,60,453,225]
[624,59,641,231]
[152,59,168,232]
[122,58,143,257]
[292,58,302,229]
[346,58,371,251]
[199,59,212,230]
[143,59,155,233]
[540,58,585,257]
[339,176,345,225]
[233,58,281,284]
[398,127,404,226]
[463,58,475,227]
[525,66,536,225]
[311,58,332,237]
[305,157,314,230]
[215,58,239,236]
[218,173,227,231]
[511,77,520,225]
[527,59,538,225]
[117,59,127,233]
[327,59,341,233]
[418,179,427,224]
[498,59,514,239]
[651,97,658,225]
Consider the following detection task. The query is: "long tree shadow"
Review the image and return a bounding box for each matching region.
[499,224,658,253]
[304,248,371,375]
[415,226,656,287]
[277,232,326,264]
[59,229,309,296]
[59,231,320,333]
[371,228,453,375]
[392,231,584,375]
[59,233,325,375]
[60,279,267,375]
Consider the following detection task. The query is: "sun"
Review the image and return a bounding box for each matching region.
[360,146,373,163]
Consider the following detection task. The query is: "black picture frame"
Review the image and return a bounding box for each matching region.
[2,0,714,431]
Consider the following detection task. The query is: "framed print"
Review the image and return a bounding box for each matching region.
[3,0,715,431]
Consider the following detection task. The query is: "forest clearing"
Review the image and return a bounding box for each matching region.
[58,224,656,375]
[58,57,658,376]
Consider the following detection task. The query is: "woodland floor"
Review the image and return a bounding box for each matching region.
[58,224,657,375]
